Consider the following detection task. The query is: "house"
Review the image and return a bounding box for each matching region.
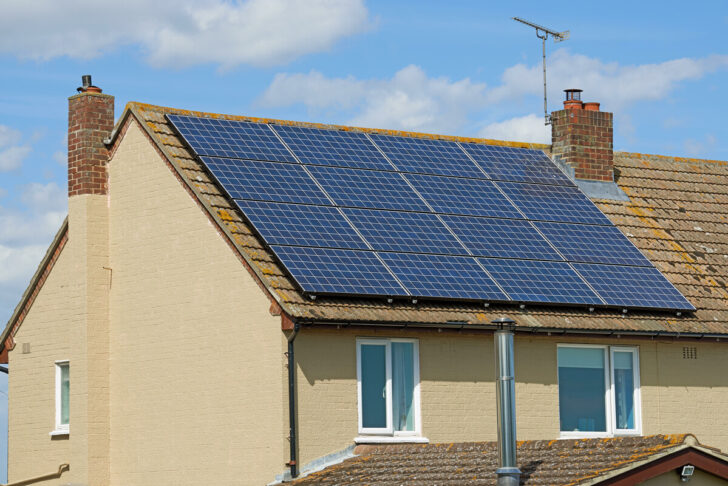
[2,76,728,486]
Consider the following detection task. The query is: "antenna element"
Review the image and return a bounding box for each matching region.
[512,17,570,125]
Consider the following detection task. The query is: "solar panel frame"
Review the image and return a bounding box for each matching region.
[234,200,369,250]
[272,125,394,170]
[369,133,485,178]
[406,173,524,218]
[271,246,409,296]
[479,258,603,305]
[378,252,509,301]
[167,114,297,162]
[342,208,468,254]
[307,165,431,212]
[202,157,332,205]
[572,263,696,311]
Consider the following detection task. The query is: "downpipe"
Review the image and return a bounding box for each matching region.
[286,322,300,479]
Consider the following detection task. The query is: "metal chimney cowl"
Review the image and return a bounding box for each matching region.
[493,318,521,486]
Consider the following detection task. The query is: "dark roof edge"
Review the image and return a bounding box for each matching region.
[0,218,69,353]
[302,319,728,339]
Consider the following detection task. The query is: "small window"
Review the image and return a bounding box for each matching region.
[557,345,640,437]
[356,338,420,436]
[55,361,69,433]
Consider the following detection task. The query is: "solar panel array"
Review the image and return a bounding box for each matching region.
[167,114,695,312]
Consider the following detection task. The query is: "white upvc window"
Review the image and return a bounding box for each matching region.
[53,360,70,434]
[557,344,641,438]
[356,338,421,438]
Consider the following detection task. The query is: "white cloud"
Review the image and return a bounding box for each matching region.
[53,150,66,166]
[478,114,550,144]
[0,0,372,69]
[684,134,717,157]
[0,124,31,172]
[0,126,21,148]
[260,65,487,133]
[20,182,66,213]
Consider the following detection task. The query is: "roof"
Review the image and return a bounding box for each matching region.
[120,102,728,336]
[289,435,728,485]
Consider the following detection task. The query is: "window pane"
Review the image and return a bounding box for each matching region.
[558,347,606,432]
[613,351,635,430]
[361,345,387,429]
[392,342,414,431]
[60,364,70,425]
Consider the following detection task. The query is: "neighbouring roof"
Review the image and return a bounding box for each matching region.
[289,435,728,485]
[96,104,728,335]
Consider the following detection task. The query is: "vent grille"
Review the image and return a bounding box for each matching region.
[682,346,697,359]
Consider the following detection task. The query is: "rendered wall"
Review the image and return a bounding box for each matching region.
[640,467,727,485]
[295,329,728,467]
[107,121,287,485]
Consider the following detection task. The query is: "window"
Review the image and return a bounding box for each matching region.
[557,345,640,437]
[356,338,421,438]
[54,361,69,434]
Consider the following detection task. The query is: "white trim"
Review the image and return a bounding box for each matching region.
[354,436,429,444]
[557,344,641,439]
[54,360,69,434]
[356,337,422,438]
[49,429,69,437]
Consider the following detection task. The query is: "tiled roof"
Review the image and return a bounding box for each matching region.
[289,435,716,485]
[125,103,728,335]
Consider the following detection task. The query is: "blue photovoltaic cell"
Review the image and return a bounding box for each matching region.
[497,182,612,225]
[168,114,296,162]
[572,263,695,310]
[343,209,467,254]
[462,143,573,186]
[308,165,430,212]
[369,134,484,178]
[272,125,393,170]
[234,201,368,250]
[379,253,508,300]
[203,157,331,205]
[406,174,523,218]
[535,222,652,266]
[442,216,563,261]
[480,259,602,305]
[271,246,408,296]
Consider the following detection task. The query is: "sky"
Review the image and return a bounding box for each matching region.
[0,0,726,480]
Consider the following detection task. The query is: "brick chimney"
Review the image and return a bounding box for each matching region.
[68,75,114,196]
[551,89,614,182]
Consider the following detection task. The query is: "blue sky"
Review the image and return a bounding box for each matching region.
[0,0,726,480]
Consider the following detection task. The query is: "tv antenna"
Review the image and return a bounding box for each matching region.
[513,17,569,125]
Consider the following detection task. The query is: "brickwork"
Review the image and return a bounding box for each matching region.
[551,105,614,181]
[68,92,114,196]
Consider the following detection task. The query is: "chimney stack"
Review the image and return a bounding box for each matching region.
[493,318,520,486]
[68,75,114,196]
[551,89,614,182]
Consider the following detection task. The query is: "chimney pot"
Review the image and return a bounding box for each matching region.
[583,102,600,111]
[77,74,103,94]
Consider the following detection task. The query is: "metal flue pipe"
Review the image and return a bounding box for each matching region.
[493,318,521,486]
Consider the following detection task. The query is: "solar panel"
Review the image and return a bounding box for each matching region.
[168,115,296,162]
[369,133,484,178]
[462,143,573,186]
[535,222,652,266]
[235,201,368,250]
[572,263,695,310]
[272,125,393,170]
[442,216,563,261]
[271,246,408,296]
[343,208,467,254]
[497,182,613,225]
[379,253,508,301]
[203,157,331,205]
[480,259,602,305]
[308,165,431,212]
[406,174,523,218]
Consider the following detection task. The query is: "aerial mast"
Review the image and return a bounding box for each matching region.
[512,17,569,125]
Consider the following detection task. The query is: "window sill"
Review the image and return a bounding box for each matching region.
[559,431,641,440]
[49,429,69,437]
[355,436,429,444]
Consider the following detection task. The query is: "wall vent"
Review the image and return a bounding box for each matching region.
[682,346,697,359]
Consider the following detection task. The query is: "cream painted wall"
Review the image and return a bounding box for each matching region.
[107,121,287,485]
[295,329,728,467]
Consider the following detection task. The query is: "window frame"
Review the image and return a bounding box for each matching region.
[557,344,641,439]
[356,338,421,438]
[53,360,69,435]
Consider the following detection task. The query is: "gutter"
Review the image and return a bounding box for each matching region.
[286,322,301,479]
